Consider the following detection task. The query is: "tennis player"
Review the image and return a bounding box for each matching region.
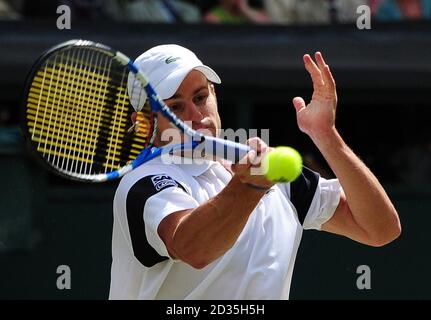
[109,44,401,299]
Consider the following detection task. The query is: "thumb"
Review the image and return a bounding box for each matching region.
[292,97,306,113]
[231,149,255,174]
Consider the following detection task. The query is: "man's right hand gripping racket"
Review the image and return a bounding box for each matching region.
[21,39,302,183]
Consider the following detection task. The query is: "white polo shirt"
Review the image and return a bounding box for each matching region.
[109,155,342,300]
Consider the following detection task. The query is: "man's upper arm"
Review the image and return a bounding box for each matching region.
[157,209,192,260]
[126,174,198,267]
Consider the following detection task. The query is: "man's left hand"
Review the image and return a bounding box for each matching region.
[293,52,338,141]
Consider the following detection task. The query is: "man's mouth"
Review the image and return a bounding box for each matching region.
[194,124,210,130]
[194,118,215,134]
[194,126,215,135]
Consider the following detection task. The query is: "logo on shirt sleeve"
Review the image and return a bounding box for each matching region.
[151,175,178,191]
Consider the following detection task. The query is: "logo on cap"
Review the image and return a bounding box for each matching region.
[165,56,181,64]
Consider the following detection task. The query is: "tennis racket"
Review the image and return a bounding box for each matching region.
[22,39,300,182]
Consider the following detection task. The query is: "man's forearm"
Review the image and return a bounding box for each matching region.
[171,177,266,268]
[311,128,401,244]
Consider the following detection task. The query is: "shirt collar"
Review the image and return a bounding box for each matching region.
[178,160,215,177]
[153,154,217,177]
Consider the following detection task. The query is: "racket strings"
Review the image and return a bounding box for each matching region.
[28,48,114,171]
[104,70,155,169]
[63,48,104,171]
[26,46,154,176]
[70,48,98,174]
[34,51,57,158]
[27,91,128,134]
[88,49,111,174]
[62,48,88,171]
[52,49,71,169]
[105,66,127,172]
[28,52,110,149]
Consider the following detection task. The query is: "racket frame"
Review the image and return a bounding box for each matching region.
[21,39,250,182]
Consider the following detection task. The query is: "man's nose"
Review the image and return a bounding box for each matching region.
[186,102,204,122]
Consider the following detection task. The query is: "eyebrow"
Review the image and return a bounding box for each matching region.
[167,85,208,101]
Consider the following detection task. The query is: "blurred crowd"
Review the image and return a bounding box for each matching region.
[0,0,430,24]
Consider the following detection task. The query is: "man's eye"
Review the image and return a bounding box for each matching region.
[194,95,206,105]
[169,104,183,112]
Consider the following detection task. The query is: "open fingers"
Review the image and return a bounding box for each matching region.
[303,54,324,88]
[234,137,269,170]
[315,52,336,91]
[314,51,327,70]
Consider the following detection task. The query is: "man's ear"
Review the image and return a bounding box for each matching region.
[209,82,216,94]
[131,111,137,123]
[127,111,141,134]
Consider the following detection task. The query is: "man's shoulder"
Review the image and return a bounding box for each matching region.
[118,160,192,191]
[115,157,229,199]
[113,161,194,207]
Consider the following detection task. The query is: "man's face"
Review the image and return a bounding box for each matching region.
[154,70,221,146]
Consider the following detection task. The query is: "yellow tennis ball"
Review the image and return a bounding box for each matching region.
[263,146,303,182]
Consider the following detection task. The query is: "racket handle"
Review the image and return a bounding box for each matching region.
[202,136,251,163]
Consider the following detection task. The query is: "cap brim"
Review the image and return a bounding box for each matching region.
[127,71,148,112]
[195,65,221,85]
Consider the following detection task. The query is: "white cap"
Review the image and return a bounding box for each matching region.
[127,44,221,111]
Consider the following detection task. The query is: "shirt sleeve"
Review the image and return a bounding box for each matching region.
[284,166,342,230]
[126,174,199,267]
[302,177,342,230]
